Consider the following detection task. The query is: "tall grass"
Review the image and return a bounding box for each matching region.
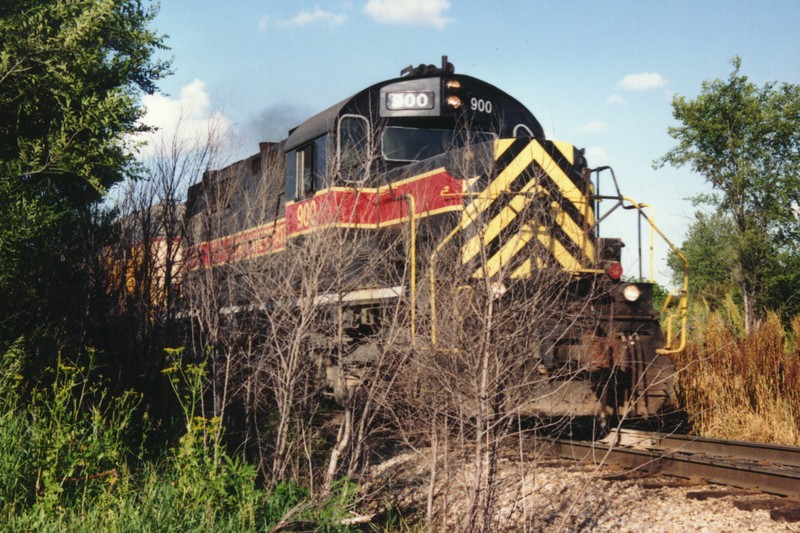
[0,343,360,531]
[673,305,800,445]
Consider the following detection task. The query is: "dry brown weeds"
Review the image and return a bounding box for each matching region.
[674,309,800,445]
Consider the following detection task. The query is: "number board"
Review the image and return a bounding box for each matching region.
[380,78,441,117]
[386,91,435,111]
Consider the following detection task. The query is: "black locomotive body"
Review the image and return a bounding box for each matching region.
[184,58,686,419]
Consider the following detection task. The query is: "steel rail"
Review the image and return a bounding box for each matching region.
[603,429,800,468]
[649,432,800,468]
[542,438,800,498]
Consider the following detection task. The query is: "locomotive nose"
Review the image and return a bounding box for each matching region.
[459,138,598,281]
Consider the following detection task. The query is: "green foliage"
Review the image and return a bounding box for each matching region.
[0,181,120,360]
[0,0,170,187]
[0,345,260,529]
[668,210,800,324]
[315,477,359,532]
[0,337,26,408]
[0,0,170,356]
[648,279,670,312]
[667,211,738,304]
[159,348,264,527]
[656,56,800,236]
[0,343,367,531]
[0,346,140,522]
[763,248,800,322]
[657,57,800,327]
[0,338,28,513]
[262,481,310,528]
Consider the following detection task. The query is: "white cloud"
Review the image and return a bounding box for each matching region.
[364,0,451,29]
[284,8,347,27]
[606,93,625,105]
[576,120,608,134]
[617,72,668,92]
[584,146,611,165]
[137,80,234,158]
[261,8,347,31]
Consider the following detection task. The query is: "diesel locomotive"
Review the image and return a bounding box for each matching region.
[183,57,688,419]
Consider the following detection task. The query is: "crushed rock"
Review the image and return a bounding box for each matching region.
[362,447,792,532]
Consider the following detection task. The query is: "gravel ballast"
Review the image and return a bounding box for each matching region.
[365,450,794,531]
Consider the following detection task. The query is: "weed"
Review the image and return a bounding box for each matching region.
[675,309,800,444]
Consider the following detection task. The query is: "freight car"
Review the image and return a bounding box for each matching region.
[183,57,687,420]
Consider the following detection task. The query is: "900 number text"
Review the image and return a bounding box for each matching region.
[470,97,493,114]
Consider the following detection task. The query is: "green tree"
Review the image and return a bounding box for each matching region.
[656,57,800,332]
[763,243,800,323]
[667,211,737,305]
[0,0,169,352]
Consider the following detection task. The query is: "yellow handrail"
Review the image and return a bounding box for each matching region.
[621,197,688,355]
[405,194,416,343]
[428,222,464,348]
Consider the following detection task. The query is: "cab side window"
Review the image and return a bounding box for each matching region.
[337,115,371,183]
[295,143,315,198]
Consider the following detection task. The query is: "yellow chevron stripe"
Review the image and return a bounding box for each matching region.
[529,144,595,261]
[552,141,575,165]
[475,207,589,278]
[434,140,526,257]
[459,139,596,277]
[461,180,542,265]
[472,223,579,277]
[472,223,536,278]
[461,145,545,264]
[473,196,593,276]
[494,138,517,159]
[537,228,580,271]
[510,258,531,279]
[463,140,592,266]
[509,256,547,279]
[461,140,534,222]
[552,202,595,261]
[531,144,589,216]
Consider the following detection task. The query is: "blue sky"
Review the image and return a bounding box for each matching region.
[141,0,800,284]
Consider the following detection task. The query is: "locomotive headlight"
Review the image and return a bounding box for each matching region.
[623,284,641,302]
[446,95,463,109]
[489,281,507,300]
[444,78,462,109]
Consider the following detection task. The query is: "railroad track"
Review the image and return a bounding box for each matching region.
[538,429,800,498]
[609,429,800,468]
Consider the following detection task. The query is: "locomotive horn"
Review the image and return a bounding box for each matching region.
[441,55,454,73]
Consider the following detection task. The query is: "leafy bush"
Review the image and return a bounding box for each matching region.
[0,344,365,531]
[0,344,139,521]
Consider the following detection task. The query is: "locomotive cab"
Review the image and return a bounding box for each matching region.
[283,57,546,199]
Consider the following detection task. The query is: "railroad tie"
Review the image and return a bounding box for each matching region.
[686,490,758,501]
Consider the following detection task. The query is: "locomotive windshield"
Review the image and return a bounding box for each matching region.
[381,126,496,162]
